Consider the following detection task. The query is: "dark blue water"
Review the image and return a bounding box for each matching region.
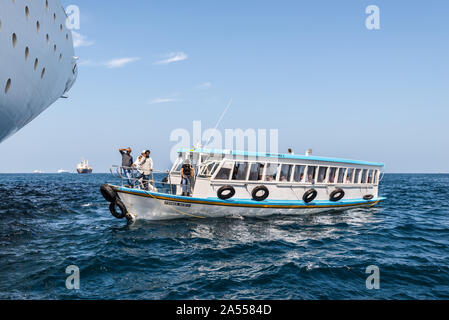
[0,173,448,299]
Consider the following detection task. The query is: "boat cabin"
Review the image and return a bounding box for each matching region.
[169,148,384,203]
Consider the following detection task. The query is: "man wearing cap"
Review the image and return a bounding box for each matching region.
[132,150,154,190]
[180,159,195,196]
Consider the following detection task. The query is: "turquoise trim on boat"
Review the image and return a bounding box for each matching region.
[117,186,386,208]
[178,148,385,167]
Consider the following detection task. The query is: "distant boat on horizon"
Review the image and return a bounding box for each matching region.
[33,170,44,174]
[76,160,93,174]
[57,169,71,174]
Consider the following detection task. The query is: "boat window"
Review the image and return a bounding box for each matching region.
[373,170,378,184]
[215,161,234,180]
[293,165,306,182]
[200,162,217,177]
[338,168,347,183]
[346,168,354,183]
[361,169,368,183]
[317,167,328,183]
[306,166,316,183]
[354,169,361,183]
[279,164,293,182]
[367,170,374,184]
[248,163,265,181]
[264,163,280,181]
[328,167,337,183]
[232,162,249,181]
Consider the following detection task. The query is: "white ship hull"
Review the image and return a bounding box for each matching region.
[0,0,77,142]
[116,187,385,221]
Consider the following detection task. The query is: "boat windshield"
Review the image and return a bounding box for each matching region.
[198,161,219,177]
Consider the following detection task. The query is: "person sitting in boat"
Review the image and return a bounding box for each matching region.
[119,147,133,186]
[180,159,195,197]
[308,173,314,183]
[132,150,154,190]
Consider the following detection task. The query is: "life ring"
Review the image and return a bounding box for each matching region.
[363,194,374,200]
[330,188,345,202]
[252,185,269,201]
[109,199,127,219]
[100,184,117,203]
[303,189,317,203]
[217,185,236,200]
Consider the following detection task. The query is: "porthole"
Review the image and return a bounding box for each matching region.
[45,1,49,11]
[53,13,56,22]
[60,24,63,31]
[25,47,29,60]
[66,34,69,41]
[25,6,30,20]
[46,34,49,44]
[41,68,46,79]
[53,45,57,53]
[36,21,40,33]
[12,33,17,48]
[34,58,38,70]
[59,53,62,61]
[5,79,11,94]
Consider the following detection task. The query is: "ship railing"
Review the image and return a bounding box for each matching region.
[109,165,174,194]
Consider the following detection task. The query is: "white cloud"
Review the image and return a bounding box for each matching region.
[105,57,140,69]
[77,59,94,67]
[71,31,94,48]
[155,52,188,65]
[148,98,177,105]
[77,57,141,69]
[197,82,212,89]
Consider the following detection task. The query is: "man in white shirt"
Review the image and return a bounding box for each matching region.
[132,150,154,190]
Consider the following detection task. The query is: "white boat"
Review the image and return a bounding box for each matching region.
[33,170,44,174]
[101,148,386,221]
[76,160,92,174]
[57,169,70,173]
[0,0,77,143]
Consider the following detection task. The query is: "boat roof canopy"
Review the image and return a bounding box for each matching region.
[178,148,385,167]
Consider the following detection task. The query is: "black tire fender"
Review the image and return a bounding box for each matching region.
[303,189,318,204]
[330,188,345,202]
[252,185,269,202]
[100,184,117,203]
[217,185,236,200]
[109,199,127,219]
[363,194,374,200]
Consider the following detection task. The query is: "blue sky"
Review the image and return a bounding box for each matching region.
[0,0,448,173]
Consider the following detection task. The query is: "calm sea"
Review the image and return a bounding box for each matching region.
[0,173,448,299]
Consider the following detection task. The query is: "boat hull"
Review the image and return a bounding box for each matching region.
[77,169,92,174]
[114,186,385,221]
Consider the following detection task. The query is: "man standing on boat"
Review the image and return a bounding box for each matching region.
[132,150,154,190]
[119,147,133,186]
[181,159,195,197]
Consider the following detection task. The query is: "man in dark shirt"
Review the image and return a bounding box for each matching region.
[119,147,133,186]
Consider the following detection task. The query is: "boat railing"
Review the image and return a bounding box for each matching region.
[110,165,174,194]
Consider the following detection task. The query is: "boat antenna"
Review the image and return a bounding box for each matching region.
[204,98,233,148]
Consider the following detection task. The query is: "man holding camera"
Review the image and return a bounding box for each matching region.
[119,147,133,186]
[132,150,154,190]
